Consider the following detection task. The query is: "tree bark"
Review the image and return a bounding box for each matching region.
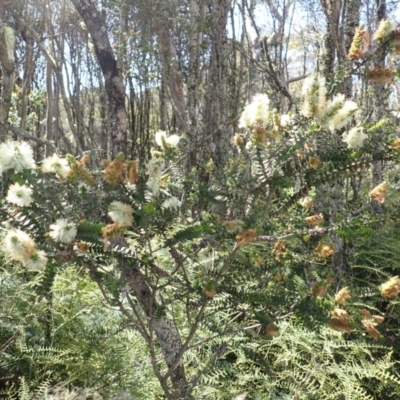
[70,0,127,158]
[370,0,387,213]
[0,7,15,135]
[111,236,188,398]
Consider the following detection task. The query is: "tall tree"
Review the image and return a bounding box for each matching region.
[70,0,127,157]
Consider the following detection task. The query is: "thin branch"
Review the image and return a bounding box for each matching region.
[0,119,57,151]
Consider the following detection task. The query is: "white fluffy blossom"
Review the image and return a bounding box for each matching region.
[155,131,180,149]
[239,93,271,129]
[6,183,33,207]
[42,154,71,178]
[321,94,359,131]
[108,201,133,227]
[49,219,77,244]
[24,250,48,271]
[0,140,36,172]
[280,113,292,128]
[342,127,368,149]
[162,196,181,210]
[2,229,36,262]
[301,74,327,118]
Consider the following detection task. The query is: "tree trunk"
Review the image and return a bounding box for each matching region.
[203,0,231,175]
[371,0,386,201]
[0,9,15,135]
[70,0,127,158]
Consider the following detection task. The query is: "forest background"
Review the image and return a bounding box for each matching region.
[2,0,400,399]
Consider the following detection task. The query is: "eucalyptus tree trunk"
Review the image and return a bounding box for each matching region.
[0,8,15,135]
[342,0,362,96]
[186,0,206,171]
[319,0,361,279]
[203,0,231,175]
[371,0,387,201]
[70,0,127,157]
[153,7,187,132]
[319,0,339,83]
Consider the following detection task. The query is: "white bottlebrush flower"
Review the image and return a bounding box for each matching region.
[280,113,292,128]
[155,131,181,149]
[24,250,48,271]
[321,94,359,131]
[0,140,36,172]
[239,93,271,129]
[77,181,93,194]
[6,182,33,207]
[342,127,368,149]
[301,74,327,118]
[2,229,36,262]
[41,154,71,178]
[146,157,165,179]
[49,219,77,244]
[108,201,133,227]
[162,196,181,210]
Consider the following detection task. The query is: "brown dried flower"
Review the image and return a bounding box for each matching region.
[308,156,321,170]
[329,308,353,333]
[380,276,400,298]
[102,156,125,186]
[253,257,264,267]
[311,283,327,298]
[315,242,335,259]
[370,182,388,204]
[102,223,126,242]
[335,287,351,304]
[236,229,258,246]
[75,241,89,253]
[362,319,381,340]
[66,154,95,186]
[315,241,335,259]
[360,309,371,319]
[273,239,287,261]
[125,159,139,185]
[373,315,385,324]
[367,67,394,84]
[390,29,400,54]
[233,134,245,147]
[305,213,324,226]
[266,322,280,337]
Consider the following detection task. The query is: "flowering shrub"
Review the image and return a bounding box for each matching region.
[2,77,400,398]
